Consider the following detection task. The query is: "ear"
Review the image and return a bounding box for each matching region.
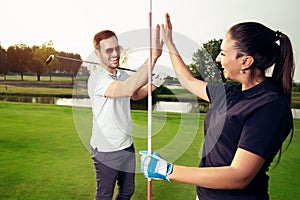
[241,55,254,70]
[94,48,100,57]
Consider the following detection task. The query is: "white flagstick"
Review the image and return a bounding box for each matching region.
[147,0,153,199]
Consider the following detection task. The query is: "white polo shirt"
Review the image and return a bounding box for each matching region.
[88,66,132,152]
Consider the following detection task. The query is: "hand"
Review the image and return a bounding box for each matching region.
[161,13,173,47]
[152,72,168,87]
[152,24,164,61]
[140,150,173,181]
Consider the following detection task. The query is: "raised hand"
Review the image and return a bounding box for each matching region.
[152,24,164,61]
[161,13,173,47]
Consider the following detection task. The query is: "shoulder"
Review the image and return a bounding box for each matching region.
[206,82,240,102]
[118,69,129,80]
[88,68,114,92]
[89,67,106,77]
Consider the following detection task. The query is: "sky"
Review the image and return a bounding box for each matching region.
[1,0,299,81]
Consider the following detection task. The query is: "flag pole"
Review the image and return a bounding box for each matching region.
[147,0,153,199]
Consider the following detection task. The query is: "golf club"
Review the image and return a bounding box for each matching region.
[45,54,137,72]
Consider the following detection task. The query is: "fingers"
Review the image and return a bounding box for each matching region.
[155,24,160,37]
[160,13,173,47]
[155,24,162,47]
[161,13,172,31]
[165,13,172,29]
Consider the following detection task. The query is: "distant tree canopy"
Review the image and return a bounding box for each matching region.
[0,44,9,79]
[1,39,223,82]
[0,41,82,81]
[190,38,225,83]
[6,43,32,81]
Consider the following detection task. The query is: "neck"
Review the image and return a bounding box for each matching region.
[99,62,117,75]
[105,66,117,75]
[241,68,266,90]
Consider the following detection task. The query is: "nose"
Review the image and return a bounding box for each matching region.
[215,53,221,62]
[111,49,118,56]
[113,46,122,57]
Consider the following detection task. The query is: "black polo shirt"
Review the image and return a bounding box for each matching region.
[197,78,293,200]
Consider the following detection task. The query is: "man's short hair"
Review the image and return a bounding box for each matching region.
[93,30,118,49]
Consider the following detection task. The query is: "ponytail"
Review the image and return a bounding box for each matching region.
[272,33,295,168]
[272,32,295,102]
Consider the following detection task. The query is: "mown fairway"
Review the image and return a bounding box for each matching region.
[0,102,299,199]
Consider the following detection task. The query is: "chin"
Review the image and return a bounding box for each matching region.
[110,64,119,69]
[223,72,229,79]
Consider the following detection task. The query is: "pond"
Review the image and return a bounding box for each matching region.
[0,96,205,113]
[52,98,204,113]
[0,95,299,118]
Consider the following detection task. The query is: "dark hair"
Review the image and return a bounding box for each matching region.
[93,30,118,49]
[228,22,295,102]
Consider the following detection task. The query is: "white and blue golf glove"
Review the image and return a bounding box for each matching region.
[140,150,173,181]
[152,72,168,87]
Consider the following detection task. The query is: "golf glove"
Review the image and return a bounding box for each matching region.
[140,150,173,181]
[152,72,168,87]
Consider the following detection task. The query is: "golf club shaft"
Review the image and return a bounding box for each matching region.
[54,55,137,72]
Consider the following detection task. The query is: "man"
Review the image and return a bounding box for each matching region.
[88,26,164,200]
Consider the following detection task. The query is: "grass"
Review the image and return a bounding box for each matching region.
[0,84,74,96]
[0,102,299,199]
[0,102,94,199]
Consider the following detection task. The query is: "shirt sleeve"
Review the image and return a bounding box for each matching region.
[94,75,113,97]
[88,70,114,97]
[207,83,226,101]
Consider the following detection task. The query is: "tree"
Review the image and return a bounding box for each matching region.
[57,52,82,82]
[0,44,9,80]
[203,39,222,61]
[31,41,57,81]
[6,44,32,80]
[203,39,226,82]
[192,39,225,83]
[187,63,203,81]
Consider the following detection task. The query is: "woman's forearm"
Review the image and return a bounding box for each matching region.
[166,42,209,101]
[168,165,248,190]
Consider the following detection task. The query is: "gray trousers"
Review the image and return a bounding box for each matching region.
[91,144,136,200]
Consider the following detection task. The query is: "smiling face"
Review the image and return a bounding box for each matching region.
[96,36,121,73]
[216,34,245,81]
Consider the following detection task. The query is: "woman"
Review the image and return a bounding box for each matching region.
[140,13,295,199]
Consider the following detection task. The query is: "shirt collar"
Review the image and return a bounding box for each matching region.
[98,66,121,80]
[242,78,275,98]
[108,69,121,80]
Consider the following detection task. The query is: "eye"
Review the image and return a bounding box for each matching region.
[105,46,122,55]
[220,52,225,56]
[105,48,114,54]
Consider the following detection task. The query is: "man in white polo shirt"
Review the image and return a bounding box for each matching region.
[88,26,164,200]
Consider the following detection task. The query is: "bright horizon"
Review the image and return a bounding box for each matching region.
[1,0,299,81]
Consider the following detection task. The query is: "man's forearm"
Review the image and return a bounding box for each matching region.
[131,84,156,100]
[125,56,158,92]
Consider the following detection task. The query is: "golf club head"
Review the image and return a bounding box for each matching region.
[45,55,54,65]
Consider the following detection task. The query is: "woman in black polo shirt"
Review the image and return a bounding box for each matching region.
[140,13,295,199]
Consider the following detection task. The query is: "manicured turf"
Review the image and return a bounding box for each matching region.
[0,102,299,199]
[0,84,74,96]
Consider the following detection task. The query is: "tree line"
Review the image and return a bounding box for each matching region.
[0,41,83,82]
[0,39,224,82]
